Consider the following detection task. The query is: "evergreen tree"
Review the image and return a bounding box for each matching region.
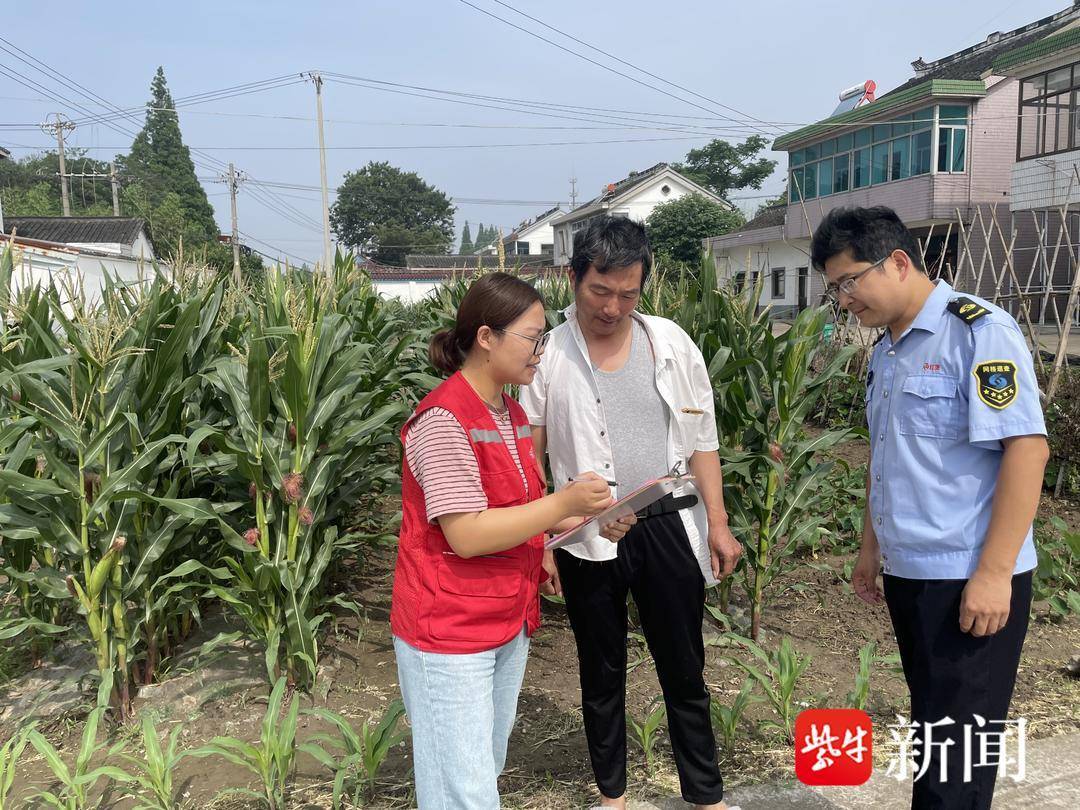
[474,223,487,253]
[120,67,218,253]
[459,221,473,254]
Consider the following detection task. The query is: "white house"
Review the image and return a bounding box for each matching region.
[478,206,562,259]
[366,254,559,303]
[702,204,818,319]
[551,163,732,265]
[3,216,156,259]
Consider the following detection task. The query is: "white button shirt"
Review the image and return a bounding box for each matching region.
[519,304,720,584]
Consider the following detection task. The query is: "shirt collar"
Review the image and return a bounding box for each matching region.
[561,302,675,365]
[908,280,954,335]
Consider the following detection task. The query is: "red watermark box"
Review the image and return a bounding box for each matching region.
[795,709,874,786]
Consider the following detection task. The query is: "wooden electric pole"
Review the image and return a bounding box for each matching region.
[304,71,333,275]
[218,163,245,286]
[41,113,76,216]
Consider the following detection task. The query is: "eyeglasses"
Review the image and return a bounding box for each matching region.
[497,328,550,356]
[825,256,890,301]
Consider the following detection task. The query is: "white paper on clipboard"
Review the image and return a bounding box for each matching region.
[545,474,698,550]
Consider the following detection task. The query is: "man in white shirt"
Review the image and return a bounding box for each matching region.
[520,216,742,810]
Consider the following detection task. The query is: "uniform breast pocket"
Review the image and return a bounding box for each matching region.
[899,374,962,439]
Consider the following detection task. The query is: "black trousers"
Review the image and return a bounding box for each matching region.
[555,511,724,804]
[883,571,1033,810]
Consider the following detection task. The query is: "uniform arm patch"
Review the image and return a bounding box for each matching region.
[973,360,1017,409]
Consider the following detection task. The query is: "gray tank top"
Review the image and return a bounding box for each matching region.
[593,319,670,494]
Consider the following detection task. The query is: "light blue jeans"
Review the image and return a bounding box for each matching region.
[394,626,530,809]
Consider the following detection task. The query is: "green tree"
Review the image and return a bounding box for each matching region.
[473,223,487,253]
[120,67,218,252]
[675,135,777,199]
[0,150,115,218]
[329,161,454,263]
[459,221,473,254]
[646,193,745,267]
[756,189,788,215]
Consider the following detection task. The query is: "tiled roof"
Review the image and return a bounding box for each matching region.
[729,204,786,235]
[405,253,552,269]
[503,205,564,242]
[992,24,1080,72]
[774,4,1080,151]
[366,263,563,282]
[2,216,147,245]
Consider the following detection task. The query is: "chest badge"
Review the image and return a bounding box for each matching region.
[973,360,1018,409]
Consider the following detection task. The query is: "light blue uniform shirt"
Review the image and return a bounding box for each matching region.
[866,280,1046,579]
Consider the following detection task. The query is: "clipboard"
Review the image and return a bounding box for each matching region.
[545,473,698,550]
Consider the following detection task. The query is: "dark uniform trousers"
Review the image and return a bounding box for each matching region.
[883,571,1033,810]
[555,511,724,805]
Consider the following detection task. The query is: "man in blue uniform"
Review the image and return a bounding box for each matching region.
[812,206,1049,809]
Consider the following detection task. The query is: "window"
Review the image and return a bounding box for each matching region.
[786,104,937,201]
[803,162,818,200]
[890,136,910,181]
[912,129,932,175]
[772,267,786,299]
[872,142,890,184]
[540,243,554,255]
[818,157,834,196]
[1016,62,1080,159]
[833,153,850,193]
[938,127,966,172]
[853,148,871,188]
[516,241,530,255]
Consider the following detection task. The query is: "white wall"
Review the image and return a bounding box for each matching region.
[713,237,816,315]
[1011,149,1080,211]
[5,242,152,310]
[66,230,156,259]
[373,279,443,303]
[552,173,705,264]
[508,220,556,257]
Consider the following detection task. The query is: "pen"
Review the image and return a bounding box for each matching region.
[569,476,618,487]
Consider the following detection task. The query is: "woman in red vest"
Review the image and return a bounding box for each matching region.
[392,272,612,809]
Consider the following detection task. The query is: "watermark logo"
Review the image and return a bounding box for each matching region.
[794,710,1028,786]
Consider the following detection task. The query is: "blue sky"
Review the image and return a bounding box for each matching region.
[0,0,1067,265]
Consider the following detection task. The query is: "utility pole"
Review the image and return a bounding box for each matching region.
[109,163,120,217]
[569,174,578,209]
[303,71,333,274]
[218,163,245,286]
[41,113,76,216]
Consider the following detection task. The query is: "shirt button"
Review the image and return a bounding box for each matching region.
[879,433,885,442]
[875,474,881,482]
[887,350,896,356]
[604,463,611,469]
[596,398,601,404]
[883,391,889,398]
[876,516,882,525]
[600,430,605,437]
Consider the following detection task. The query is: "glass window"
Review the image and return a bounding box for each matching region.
[1047,92,1071,152]
[790,167,803,202]
[872,142,890,184]
[890,136,911,180]
[1023,75,1046,100]
[820,138,836,157]
[818,157,834,196]
[804,144,819,162]
[833,153,850,193]
[790,149,804,167]
[772,267,786,299]
[912,107,934,128]
[1019,99,1044,159]
[952,128,966,172]
[516,242,530,255]
[939,104,968,126]
[836,132,854,152]
[540,243,554,254]
[938,128,951,172]
[853,148,871,188]
[803,162,818,199]
[873,123,892,142]
[854,128,872,148]
[1047,66,1072,95]
[912,129,932,175]
[893,113,913,136]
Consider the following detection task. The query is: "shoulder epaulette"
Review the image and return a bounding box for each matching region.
[946,297,991,326]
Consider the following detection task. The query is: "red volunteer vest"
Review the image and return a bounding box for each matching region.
[390,371,546,654]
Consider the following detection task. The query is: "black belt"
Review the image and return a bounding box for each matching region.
[635,493,698,520]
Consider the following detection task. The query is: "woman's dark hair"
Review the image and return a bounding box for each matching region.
[570,215,653,287]
[810,206,925,273]
[429,272,543,374]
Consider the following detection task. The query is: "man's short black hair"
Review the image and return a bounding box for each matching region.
[810,206,925,274]
[570,215,653,287]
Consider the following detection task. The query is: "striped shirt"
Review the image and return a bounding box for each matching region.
[404,405,528,522]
